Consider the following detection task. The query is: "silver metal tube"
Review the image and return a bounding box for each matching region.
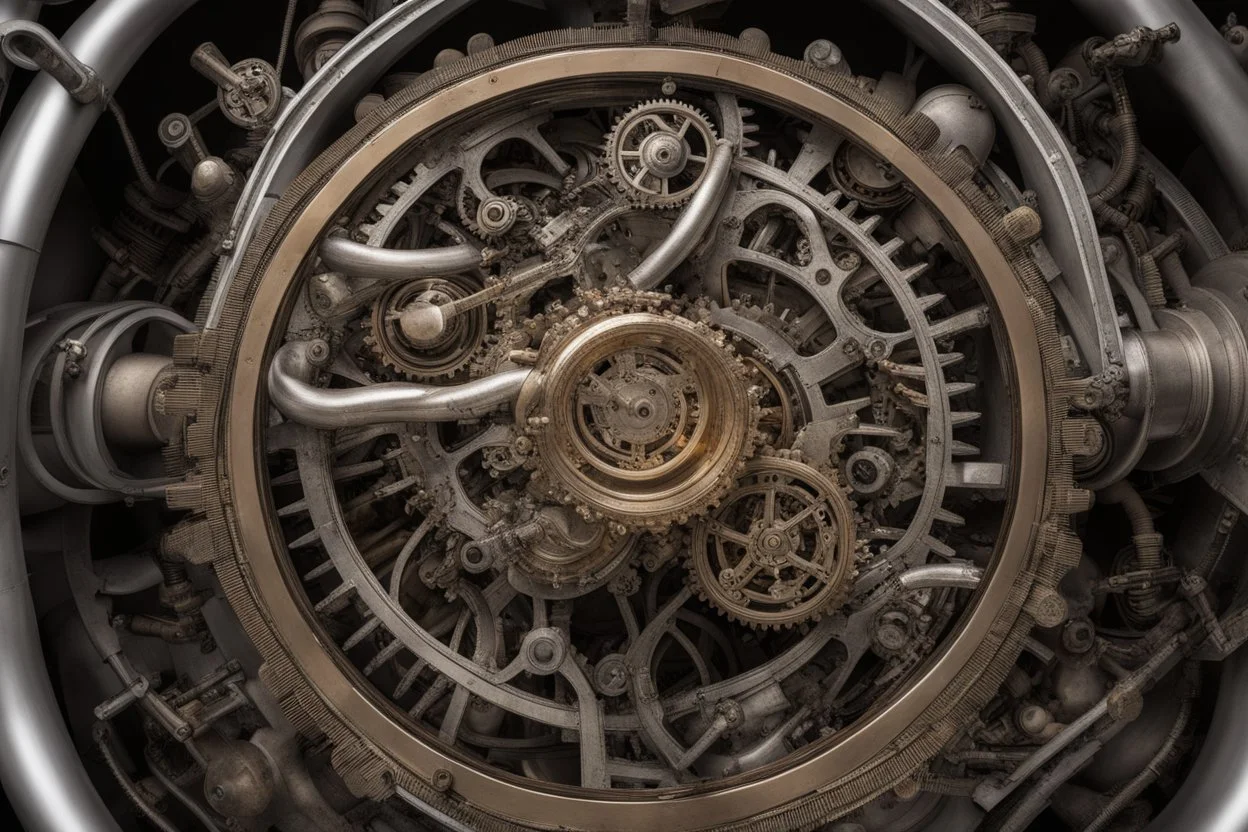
[629,139,735,291]
[0,2,200,830]
[268,340,531,428]
[319,234,481,279]
[897,562,984,591]
[864,0,1121,376]
[1072,0,1248,224]
[1148,650,1248,832]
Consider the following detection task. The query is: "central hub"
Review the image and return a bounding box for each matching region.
[690,456,857,628]
[519,299,757,528]
[638,130,689,179]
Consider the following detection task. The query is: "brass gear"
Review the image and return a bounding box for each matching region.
[605,99,718,209]
[688,454,858,629]
[518,288,760,529]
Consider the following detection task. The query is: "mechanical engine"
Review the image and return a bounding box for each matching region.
[3,1,1248,831]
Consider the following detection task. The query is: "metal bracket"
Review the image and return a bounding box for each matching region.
[0,20,105,104]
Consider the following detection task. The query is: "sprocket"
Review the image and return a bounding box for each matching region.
[604,99,718,209]
[518,288,761,529]
[687,453,859,629]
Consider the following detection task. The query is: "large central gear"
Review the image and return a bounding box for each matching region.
[689,454,858,629]
[518,290,759,528]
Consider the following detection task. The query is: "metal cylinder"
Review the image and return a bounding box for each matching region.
[0,2,201,831]
[100,352,174,449]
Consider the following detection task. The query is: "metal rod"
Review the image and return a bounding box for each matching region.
[629,139,735,291]
[0,0,44,112]
[0,2,201,831]
[319,234,481,279]
[0,19,103,103]
[897,562,984,591]
[268,340,532,428]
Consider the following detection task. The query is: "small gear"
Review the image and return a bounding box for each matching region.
[687,455,857,629]
[605,99,718,209]
[362,275,488,381]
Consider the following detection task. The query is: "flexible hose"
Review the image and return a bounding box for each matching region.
[93,723,180,832]
[1124,223,1167,309]
[1087,66,1142,227]
[143,750,225,832]
[1019,39,1054,112]
[1099,480,1164,619]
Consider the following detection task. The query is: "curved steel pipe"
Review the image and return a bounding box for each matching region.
[1149,650,1248,832]
[319,234,481,280]
[1073,0,1248,225]
[268,340,531,428]
[629,139,736,291]
[0,2,201,830]
[864,0,1121,375]
[897,562,984,591]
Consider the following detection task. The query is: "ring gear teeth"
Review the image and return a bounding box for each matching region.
[604,99,719,209]
[687,455,859,629]
[361,275,490,381]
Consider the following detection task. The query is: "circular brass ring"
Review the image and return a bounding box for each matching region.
[209,41,1057,832]
[689,456,857,629]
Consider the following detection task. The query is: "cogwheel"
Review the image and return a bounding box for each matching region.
[455,181,543,258]
[519,287,761,530]
[362,275,489,381]
[687,455,858,629]
[605,99,718,209]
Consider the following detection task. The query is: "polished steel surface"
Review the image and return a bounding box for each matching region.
[0,3,201,829]
[268,339,532,427]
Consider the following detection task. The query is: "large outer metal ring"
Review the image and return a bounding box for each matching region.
[215,46,1051,830]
